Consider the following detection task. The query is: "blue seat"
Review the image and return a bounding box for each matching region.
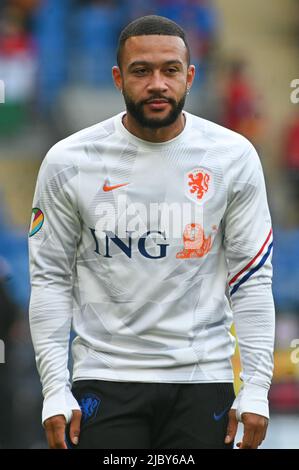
[0,230,30,310]
[272,228,299,311]
[70,5,123,85]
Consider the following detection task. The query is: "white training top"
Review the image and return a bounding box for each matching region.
[28,110,275,424]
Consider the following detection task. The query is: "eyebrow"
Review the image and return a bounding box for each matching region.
[128,60,184,71]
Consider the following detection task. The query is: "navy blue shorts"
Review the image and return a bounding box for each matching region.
[68,380,235,449]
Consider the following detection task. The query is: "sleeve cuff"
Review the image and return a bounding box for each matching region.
[42,386,81,426]
[231,383,269,421]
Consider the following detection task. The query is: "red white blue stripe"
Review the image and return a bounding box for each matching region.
[229,228,273,296]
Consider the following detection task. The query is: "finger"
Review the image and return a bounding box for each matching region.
[46,428,67,449]
[253,420,268,448]
[262,418,269,441]
[45,429,54,449]
[45,416,67,449]
[241,415,268,449]
[225,409,238,444]
[239,428,255,449]
[52,423,67,449]
[69,409,82,445]
[251,429,264,449]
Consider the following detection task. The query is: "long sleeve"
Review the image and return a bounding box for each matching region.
[223,141,275,420]
[28,144,82,424]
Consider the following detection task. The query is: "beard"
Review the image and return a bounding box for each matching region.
[122,89,187,129]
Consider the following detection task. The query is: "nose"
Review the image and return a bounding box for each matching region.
[147,70,168,94]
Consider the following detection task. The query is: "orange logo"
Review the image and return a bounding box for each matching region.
[176,223,212,259]
[103,182,129,192]
[188,169,210,201]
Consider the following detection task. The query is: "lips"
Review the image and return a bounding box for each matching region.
[145,99,170,110]
[147,99,169,103]
[146,98,169,104]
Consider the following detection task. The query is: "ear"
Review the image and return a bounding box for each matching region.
[187,64,196,91]
[112,66,123,92]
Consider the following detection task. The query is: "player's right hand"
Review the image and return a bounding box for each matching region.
[44,410,82,449]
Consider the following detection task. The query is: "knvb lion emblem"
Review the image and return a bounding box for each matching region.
[185,168,213,204]
[176,223,212,259]
[79,394,101,423]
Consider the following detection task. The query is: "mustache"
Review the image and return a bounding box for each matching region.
[141,96,175,105]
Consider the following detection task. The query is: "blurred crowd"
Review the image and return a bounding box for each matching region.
[0,0,217,111]
[0,0,299,448]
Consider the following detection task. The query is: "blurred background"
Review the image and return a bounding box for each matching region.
[0,0,299,449]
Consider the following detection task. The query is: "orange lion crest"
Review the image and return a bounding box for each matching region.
[188,169,210,201]
[176,223,212,259]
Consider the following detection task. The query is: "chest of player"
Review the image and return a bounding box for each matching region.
[76,151,228,260]
[78,149,228,224]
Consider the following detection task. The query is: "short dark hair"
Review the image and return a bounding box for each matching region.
[116,15,191,69]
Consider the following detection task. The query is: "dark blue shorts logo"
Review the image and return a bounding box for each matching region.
[79,393,101,423]
[213,405,230,421]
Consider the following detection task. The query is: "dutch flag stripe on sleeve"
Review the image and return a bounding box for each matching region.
[229,228,273,296]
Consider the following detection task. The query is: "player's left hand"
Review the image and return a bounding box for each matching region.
[225,409,268,449]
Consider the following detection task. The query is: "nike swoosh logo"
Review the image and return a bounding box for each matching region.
[103,183,129,192]
[213,406,230,421]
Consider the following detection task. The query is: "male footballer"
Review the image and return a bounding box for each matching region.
[29,15,275,449]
